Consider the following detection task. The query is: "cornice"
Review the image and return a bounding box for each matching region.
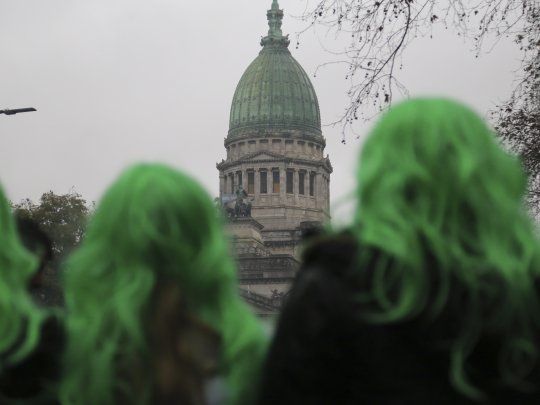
[227,124,322,142]
[224,130,325,147]
[217,152,333,172]
[226,216,265,230]
[264,240,299,247]
[238,289,281,311]
[238,277,295,285]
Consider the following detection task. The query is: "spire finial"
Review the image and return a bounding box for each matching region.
[267,0,283,37]
[261,0,290,48]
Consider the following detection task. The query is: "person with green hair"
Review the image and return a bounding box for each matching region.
[60,163,266,405]
[258,98,540,404]
[0,183,63,404]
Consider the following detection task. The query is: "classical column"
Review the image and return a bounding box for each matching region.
[219,173,226,197]
[327,176,331,212]
[293,168,298,204]
[238,169,242,190]
[279,166,285,199]
[246,169,255,196]
[316,171,324,209]
[254,167,260,198]
[298,169,306,196]
[258,168,268,195]
[229,173,235,194]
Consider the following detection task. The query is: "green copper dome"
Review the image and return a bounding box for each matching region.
[228,0,321,139]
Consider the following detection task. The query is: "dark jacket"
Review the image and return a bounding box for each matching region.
[0,316,64,405]
[257,234,540,405]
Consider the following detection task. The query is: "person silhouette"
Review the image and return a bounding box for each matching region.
[60,163,266,405]
[258,98,540,404]
[0,183,63,404]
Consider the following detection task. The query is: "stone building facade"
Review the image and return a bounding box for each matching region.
[217,0,332,315]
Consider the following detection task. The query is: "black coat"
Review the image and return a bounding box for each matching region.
[257,234,540,405]
[0,316,64,405]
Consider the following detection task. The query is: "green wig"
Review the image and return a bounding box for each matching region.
[355,98,540,399]
[0,183,44,367]
[60,163,266,405]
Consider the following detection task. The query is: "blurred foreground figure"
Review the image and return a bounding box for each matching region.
[258,98,540,404]
[16,216,54,304]
[0,185,62,404]
[60,163,266,405]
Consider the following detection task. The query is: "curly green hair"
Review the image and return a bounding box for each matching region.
[0,183,44,367]
[355,98,540,399]
[60,163,266,405]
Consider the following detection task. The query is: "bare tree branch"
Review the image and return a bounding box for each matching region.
[296,0,535,138]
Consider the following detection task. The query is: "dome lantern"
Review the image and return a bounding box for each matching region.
[261,0,290,48]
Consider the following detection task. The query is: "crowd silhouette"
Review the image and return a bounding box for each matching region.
[1,98,540,404]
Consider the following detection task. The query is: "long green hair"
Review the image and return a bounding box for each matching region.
[355,98,540,399]
[60,163,266,405]
[0,183,44,366]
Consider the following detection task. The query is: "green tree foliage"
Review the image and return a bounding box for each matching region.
[12,190,90,260]
[12,190,90,306]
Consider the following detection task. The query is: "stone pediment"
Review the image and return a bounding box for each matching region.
[217,151,287,170]
[242,151,286,161]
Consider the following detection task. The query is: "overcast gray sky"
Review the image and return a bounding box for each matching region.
[0,0,521,222]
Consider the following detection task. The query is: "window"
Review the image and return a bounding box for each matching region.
[299,171,305,195]
[237,171,242,190]
[224,175,227,193]
[273,170,280,193]
[309,172,316,196]
[229,174,234,194]
[260,171,267,194]
[286,170,293,194]
[248,171,255,194]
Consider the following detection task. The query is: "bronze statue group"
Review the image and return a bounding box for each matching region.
[1,98,540,404]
